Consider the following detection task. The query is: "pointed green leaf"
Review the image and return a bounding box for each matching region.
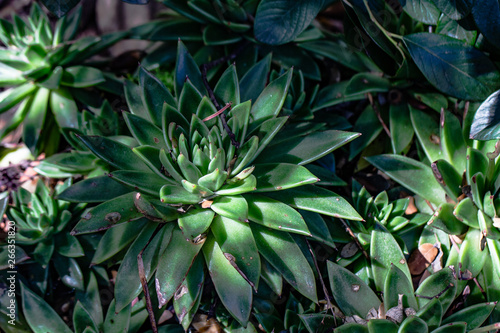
[214,64,240,105]
[327,261,381,317]
[245,193,310,235]
[415,266,457,313]
[384,264,418,310]
[371,227,412,292]
[160,184,201,205]
[240,53,272,103]
[57,175,131,202]
[156,228,204,307]
[179,80,203,121]
[50,88,78,129]
[124,113,167,150]
[140,66,176,126]
[441,111,467,172]
[416,298,442,331]
[178,208,215,242]
[251,69,292,123]
[211,215,261,289]
[428,203,468,235]
[203,234,252,326]
[73,301,98,333]
[23,87,49,154]
[175,40,205,97]
[71,193,144,234]
[21,282,72,333]
[78,135,150,171]
[390,102,414,154]
[366,154,447,205]
[252,224,317,302]
[211,195,248,222]
[410,106,442,163]
[61,66,105,88]
[265,185,363,221]
[256,130,360,165]
[398,316,428,333]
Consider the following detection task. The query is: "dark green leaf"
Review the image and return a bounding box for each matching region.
[404,33,500,101]
[140,66,176,126]
[265,185,363,221]
[349,105,383,160]
[175,40,205,97]
[211,195,248,222]
[327,261,381,317]
[178,208,215,242]
[366,154,447,205]
[253,163,319,192]
[254,0,323,45]
[471,0,500,47]
[252,224,317,302]
[73,301,98,333]
[240,53,272,103]
[390,103,414,154]
[61,66,105,88]
[415,267,457,313]
[400,0,440,24]
[470,89,500,140]
[156,228,203,307]
[251,69,292,123]
[398,316,428,333]
[432,0,473,20]
[428,203,468,235]
[52,255,85,290]
[39,0,80,17]
[57,175,131,202]
[384,264,418,310]
[203,234,252,326]
[21,282,72,333]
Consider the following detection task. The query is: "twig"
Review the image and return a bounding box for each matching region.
[306,239,337,324]
[200,42,248,149]
[203,102,232,122]
[138,248,157,333]
[340,219,370,260]
[416,283,454,299]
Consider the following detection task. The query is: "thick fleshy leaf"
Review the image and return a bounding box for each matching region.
[39,0,80,17]
[390,103,414,154]
[52,255,84,290]
[91,219,150,265]
[247,116,288,165]
[410,106,442,162]
[366,154,447,205]
[214,64,240,105]
[431,159,462,201]
[430,323,466,333]
[404,33,500,101]
[110,170,173,197]
[441,111,467,171]
[470,89,500,140]
[253,163,319,192]
[102,299,131,333]
[57,175,131,202]
[78,135,150,171]
[203,234,252,326]
[0,83,36,114]
[371,226,412,292]
[415,266,457,313]
[265,185,363,221]
[252,224,317,302]
[442,302,496,329]
[156,228,203,307]
[173,254,204,329]
[398,316,428,333]
[178,208,215,242]
[21,282,72,333]
[73,301,98,333]
[384,264,418,310]
[428,203,468,235]
[240,53,272,103]
[349,105,383,160]
[210,195,248,222]
[175,40,205,97]
[71,193,144,234]
[74,272,102,326]
[254,0,323,45]
[245,193,310,235]
[50,88,78,129]
[458,228,488,278]
[416,298,442,331]
[23,87,49,154]
[211,215,261,289]
[115,223,173,312]
[367,319,398,333]
[61,66,105,88]
[160,184,201,205]
[140,66,176,126]
[327,261,381,317]
[256,130,360,165]
[124,113,167,150]
[251,69,292,123]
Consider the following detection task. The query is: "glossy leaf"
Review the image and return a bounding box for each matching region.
[50,88,78,129]
[432,0,473,20]
[430,322,466,333]
[211,215,261,289]
[61,66,105,88]
[327,261,381,317]
[415,267,457,313]
[371,226,412,292]
[23,87,49,154]
[390,103,414,154]
[266,185,363,221]
[245,193,310,235]
[78,135,150,171]
[240,53,272,103]
[175,40,205,97]
[404,33,500,101]
[256,130,360,165]
[254,0,323,45]
[431,159,462,201]
[71,193,144,234]
[140,66,176,126]
[252,224,317,302]
[203,234,252,326]
[253,163,319,192]
[156,228,203,307]
[400,0,440,24]
[398,316,428,333]
[124,113,167,150]
[384,264,418,310]
[39,0,80,17]
[251,69,292,123]
[470,89,500,140]
[366,154,447,205]
[21,282,72,333]
[429,203,468,235]
[178,208,215,242]
[416,298,443,331]
[57,175,131,202]
[214,64,240,105]
[91,219,150,265]
[211,195,248,222]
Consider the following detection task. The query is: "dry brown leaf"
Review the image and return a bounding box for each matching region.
[405,196,418,215]
[408,243,438,275]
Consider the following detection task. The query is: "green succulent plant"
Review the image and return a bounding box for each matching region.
[0,179,90,296]
[0,3,126,156]
[57,40,362,328]
[366,109,500,322]
[327,259,499,333]
[0,269,149,333]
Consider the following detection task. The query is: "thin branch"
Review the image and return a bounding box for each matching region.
[200,42,248,149]
[340,219,370,260]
